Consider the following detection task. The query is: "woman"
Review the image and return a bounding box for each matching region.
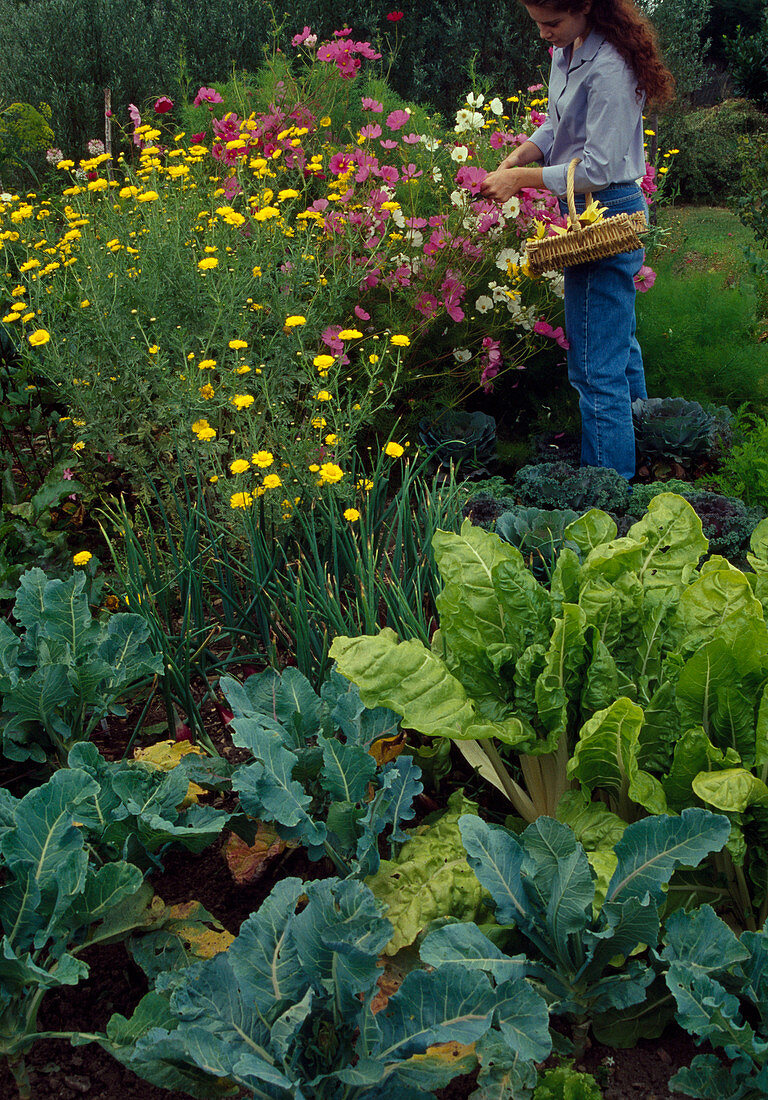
[480,0,674,479]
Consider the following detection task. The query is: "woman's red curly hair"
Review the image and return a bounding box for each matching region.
[522,0,676,106]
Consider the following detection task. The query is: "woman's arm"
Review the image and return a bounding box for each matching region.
[479,140,547,201]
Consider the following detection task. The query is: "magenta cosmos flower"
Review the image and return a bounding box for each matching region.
[154,95,173,113]
[193,86,224,107]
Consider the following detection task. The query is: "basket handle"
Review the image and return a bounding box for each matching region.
[566,157,593,232]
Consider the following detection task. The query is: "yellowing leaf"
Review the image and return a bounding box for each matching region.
[224,825,289,885]
[134,739,207,807]
[164,899,235,957]
[369,732,406,766]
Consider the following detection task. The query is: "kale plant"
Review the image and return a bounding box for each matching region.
[511,461,631,513]
[105,876,553,1099]
[496,506,580,579]
[223,667,422,875]
[0,567,162,764]
[631,397,732,471]
[626,481,764,561]
[454,809,729,1051]
[662,903,768,1098]
[418,408,497,476]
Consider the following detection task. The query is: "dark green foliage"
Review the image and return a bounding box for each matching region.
[0,0,547,155]
[632,398,731,470]
[462,493,519,530]
[511,461,632,513]
[723,9,768,105]
[656,99,768,202]
[418,408,497,475]
[625,481,765,560]
[496,506,580,579]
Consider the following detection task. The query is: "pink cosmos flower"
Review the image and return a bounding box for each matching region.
[415,292,440,319]
[528,83,544,92]
[193,86,224,107]
[292,25,313,47]
[455,165,487,195]
[403,132,421,144]
[387,11,404,20]
[380,139,399,150]
[386,109,410,130]
[354,305,371,321]
[191,130,207,144]
[634,265,657,292]
[534,320,570,349]
[333,26,352,36]
[360,123,382,139]
[154,95,173,113]
[362,97,384,112]
[490,131,516,149]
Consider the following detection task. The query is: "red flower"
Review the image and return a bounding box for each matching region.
[154,95,174,114]
[387,11,404,21]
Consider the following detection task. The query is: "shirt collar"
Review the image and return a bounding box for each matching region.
[554,30,606,70]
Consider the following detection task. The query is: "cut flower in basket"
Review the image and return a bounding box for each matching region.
[534,198,609,239]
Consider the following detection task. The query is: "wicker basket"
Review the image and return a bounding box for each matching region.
[525,158,648,276]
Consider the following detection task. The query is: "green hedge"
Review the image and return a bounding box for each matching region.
[657,98,768,202]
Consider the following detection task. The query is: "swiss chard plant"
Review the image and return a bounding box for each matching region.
[102,875,553,1099]
[330,498,768,928]
[661,903,768,1099]
[222,667,423,875]
[0,567,162,764]
[450,808,730,1052]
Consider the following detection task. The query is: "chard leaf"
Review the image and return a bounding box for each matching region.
[663,727,740,813]
[534,605,587,738]
[432,520,524,676]
[563,509,618,555]
[748,518,768,576]
[330,629,527,744]
[692,768,768,813]
[675,561,765,643]
[420,922,527,984]
[568,697,667,815]
[373,964,498,1060]
[626,494,708,589]
[606,807,731,907]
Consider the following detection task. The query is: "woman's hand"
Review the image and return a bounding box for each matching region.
[480,165,545,202]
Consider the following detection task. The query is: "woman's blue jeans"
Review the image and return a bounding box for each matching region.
[558,182,648,480]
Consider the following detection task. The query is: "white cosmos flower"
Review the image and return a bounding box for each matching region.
[391,207,406,227]
[475,295,494,314]
[405,229,424,248]
[490,97,504,115]
[431,166,443,182]
[466,92,485,108]
[495,247,521,271]
[450,146,469,163]
[421,136,441,151]
[453,347,472,363]
[501,195,521,219]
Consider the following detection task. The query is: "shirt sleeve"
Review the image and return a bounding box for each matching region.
[542,54,643,196]
[529,118,555,161]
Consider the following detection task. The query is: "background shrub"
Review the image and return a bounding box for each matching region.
[0,0,546,155]
[656,99,768,202]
